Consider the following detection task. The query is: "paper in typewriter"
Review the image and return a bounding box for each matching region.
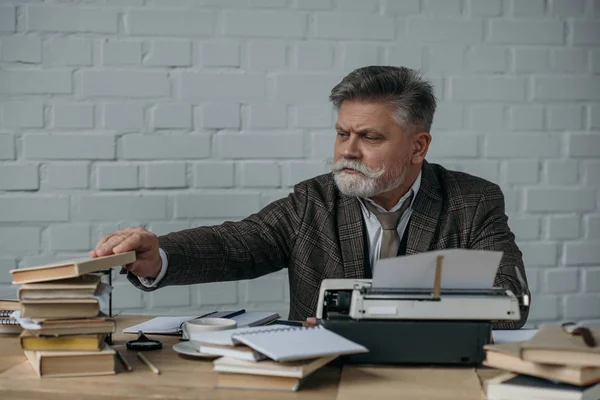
[372,249,503,290]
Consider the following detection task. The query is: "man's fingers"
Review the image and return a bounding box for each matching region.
[113,234,142,253]
[95,234,129,256]
[306,317,317,326]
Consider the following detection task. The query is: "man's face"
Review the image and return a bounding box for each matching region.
[331,100,413,198]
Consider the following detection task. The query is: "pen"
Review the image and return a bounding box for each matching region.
[137,352,160,375]
[222,309,246,318]
[115,349,132,372]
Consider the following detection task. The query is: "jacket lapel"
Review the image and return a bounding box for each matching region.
[406,161,443,255]
[336,193,366,279]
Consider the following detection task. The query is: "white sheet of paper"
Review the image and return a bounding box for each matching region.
[372,249,503,290]
[492,329,538,344]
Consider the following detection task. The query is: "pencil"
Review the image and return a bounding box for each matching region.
[137,352,160,375]
[115,349,132,372]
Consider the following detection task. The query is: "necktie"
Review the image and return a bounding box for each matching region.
[364,191,414,259]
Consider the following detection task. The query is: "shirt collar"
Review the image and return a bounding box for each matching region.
[361,169,422,215]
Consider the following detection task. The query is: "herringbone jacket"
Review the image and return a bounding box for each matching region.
[131,161,530,329]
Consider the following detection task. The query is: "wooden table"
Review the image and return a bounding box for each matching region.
[0,315,504,399]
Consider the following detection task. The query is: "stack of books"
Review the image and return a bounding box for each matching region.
[193,324,368,391]
[10,252,135,378]
[484,326,600,399]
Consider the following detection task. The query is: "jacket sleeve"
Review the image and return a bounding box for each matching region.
[128,183,308,291]
[469,183,531,329]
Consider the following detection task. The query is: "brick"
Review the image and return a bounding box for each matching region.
[424,45,465,73]
[0,196,68,222]
[224,10,306,38]
[451,77,526,101]
[585,161,600,186]
[112,283,143,309]
[181,72,265,101]
[275,73,341,102]
[122,134,210,160]
[427,135,479,158]
[26,5,118,33]
[510,106,544,130]
[504,160,539,185]
[0,165,39,191]
[284,161,328,186]
[535,77,600,101]
[548,216,580,240]
[144,163,187,189]
[591,105,600,129]
[547,105,584,130]
[0,258,16,284]
[128,9,214,36]
[53,104,94,129]
[469,105,504,131]
[544,160,578,185]
[46,162,89,189]
[74,194,167,221]
[512,0,545,15]
[569,135,600,157]
[384,0,420,15]
[525,189,595,212]
[1,36,41,63]
[49,225,91,251]
[1,102,43,128]
[565,295,600,319]
[337,0,378,12]
[527,295,559,321]
[175,193,261,218]
[0,135,15,160]
[0,70,71,94]
[248,0,290,7]
[239,162,280,188]
[423,0,462,15]
[102,41,141,65]
[152,104,192,129]
[244,276,285,302]
[486,135,559,158]
[342,43,380,70]
[193,162,235,188]
[315,13,394,40]
[218,133,304,159]
[24,134,115,160]
[514,48,549,73]
[247,104,287,129]
[584,269,600,292]
[585,215,600,239]
[149,286,191,308]
[147,222,190,236]
[311,130,335,158]
[564,241,600,265]
[247,40,286,70]
[573,22,600,45]
[0,6,16,32]
[545,269,578,294]
[491,20,563,44]
[468,47,508,72]
[441,161,500,184]
[552,49,587,73]
[508,216,540,240]
[387,45,423,70]
[500,187,519,211]
[200,103,240,129]
[519,242,558,267]
[525,268,540,292]
[469,0,502,16]
[433,103,463,130]
[408,19,483,44]
[201,42,239,67]
[145,41,191,66]
[198,282,238,305]
[0,227,40,253]
[96,165,138,190]
[104,104,144,130]
[82,71,169,98]
[293,104,332,128]
[296,42,334,69]
[44,38,92,66]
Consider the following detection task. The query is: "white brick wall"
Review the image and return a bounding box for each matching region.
[1,0,598,325]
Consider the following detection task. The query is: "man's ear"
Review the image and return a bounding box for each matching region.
[411,132,432,164]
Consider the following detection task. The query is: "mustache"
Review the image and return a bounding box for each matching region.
[327,158,385,179]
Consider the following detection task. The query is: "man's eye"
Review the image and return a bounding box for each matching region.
[337,131,349,137]
[364,136,378,141]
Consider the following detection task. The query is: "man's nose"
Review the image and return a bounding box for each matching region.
[342,136,361,159]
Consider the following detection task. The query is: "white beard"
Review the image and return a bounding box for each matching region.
[329,159,407,198]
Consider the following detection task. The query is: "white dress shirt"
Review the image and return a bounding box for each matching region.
[139,171,422,287]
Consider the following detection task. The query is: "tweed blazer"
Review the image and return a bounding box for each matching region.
[130,161,530,329]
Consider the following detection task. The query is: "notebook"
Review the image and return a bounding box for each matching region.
[213,355,337,378]
[0,299,21,334]
[486,373,600,400]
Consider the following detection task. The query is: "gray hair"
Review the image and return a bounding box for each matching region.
[329,66,437,133]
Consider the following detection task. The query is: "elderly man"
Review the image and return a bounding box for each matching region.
[91,66,530,329]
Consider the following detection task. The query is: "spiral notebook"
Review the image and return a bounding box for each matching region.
[0,299,21,334]
[222,325,368,362]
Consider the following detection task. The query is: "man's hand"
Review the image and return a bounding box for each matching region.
[90,227,161,279]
